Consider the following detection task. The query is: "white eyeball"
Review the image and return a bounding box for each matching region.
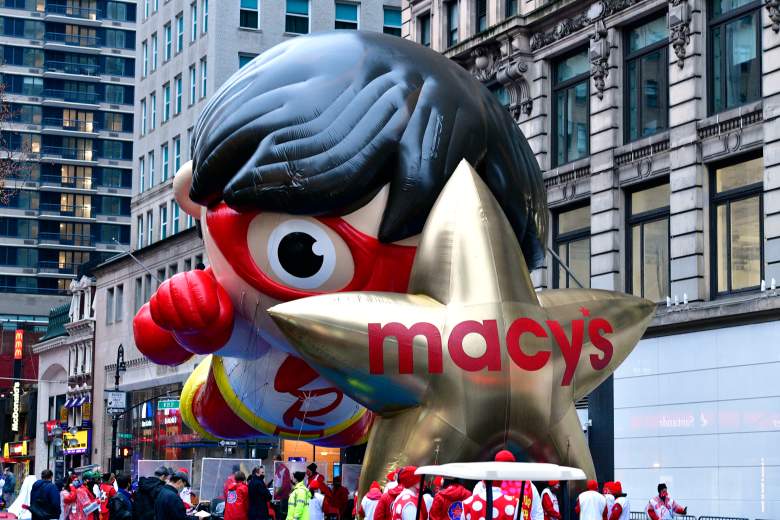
[267,219,338,290]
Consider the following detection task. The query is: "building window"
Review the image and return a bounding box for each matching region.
[200,58,207,97]
[553,204,590,288]
[383,7,401,36]
[160,204,168,240]
[189,65,197,104]
[164,22,172,61]
[151,33,158,70]
[239,53,257,68]
[506,0,517,16]
[203,0,209,32]
[144,0,150,18]
[163,83,171,122]
[191,2,198,41]
[172,201,180,234]
[148,151,155,188]
[139,156,145,193]
[709,0,761,113]
[175,75,183,114]
[136,215,144,248]
[418,13,431,47]
[286,0,309,33]
[335,2,358,29]
[446,2,458,46]
[552,49,589,167]
[240,0,259,28]
[173,136,181,172]
[625,15,668,142]
[161,143,169,182]
[106,287,114,324]
[176,13,184,53]
[712,155,763,294]
[476,0,487,32]
[147,210,154,245]
[627,182,670,302]
[115,285,123,322]
[140,99,147,136]
[150,92,157,130]
[142,40,148,76]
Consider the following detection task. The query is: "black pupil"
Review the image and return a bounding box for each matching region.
[278,232,324,278]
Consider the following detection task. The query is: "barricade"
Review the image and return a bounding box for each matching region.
[341,464,362,495]
[198,457,264,502]
[698,517,748,520]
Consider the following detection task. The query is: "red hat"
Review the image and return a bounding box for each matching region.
[433,476,443,488]
[548,481,560,487]
[494,450,516,462]
[612,482,623,496]
[310,479,320,491]
[586,480,598,491]
[370,481,381,490]
[386,470,397,482]
[602,481,613,494]
[178,468,189,474]
[397,466,419,488]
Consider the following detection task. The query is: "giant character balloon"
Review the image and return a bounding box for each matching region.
[132,31,548,446]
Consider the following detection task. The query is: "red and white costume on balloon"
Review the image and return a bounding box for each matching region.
[646,493,685,520]
[540,482,560,520]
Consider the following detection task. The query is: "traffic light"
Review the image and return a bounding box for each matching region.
[119,446,133,458]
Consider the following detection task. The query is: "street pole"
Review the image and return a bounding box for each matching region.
[110,344,126,473]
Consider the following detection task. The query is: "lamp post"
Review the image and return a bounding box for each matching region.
[109,344,126,473]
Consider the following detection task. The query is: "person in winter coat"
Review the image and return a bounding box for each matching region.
[248,467,272,520]
[133,467,168,520]
[575,480,606,520]
[98,474,117,520]
[3,467,17,510]
[323,477,348,520]
[63,478,99,520]
[607,482,629,520]
[153,471,188,520]
[540,482,561,520]
[372,477,403,520]
[30,469,62,520]
[357,482,382,520]
[224,466,242,500]
[429,480,470,520]
[108,473,132,520]
[286,472,311,520]
[308,480,325,520]
[646,483,686,520]
[225,471,250,520]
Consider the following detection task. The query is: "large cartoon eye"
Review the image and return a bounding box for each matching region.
[247,216,354,292]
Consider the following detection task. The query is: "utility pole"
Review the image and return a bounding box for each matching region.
[110,344,126,472]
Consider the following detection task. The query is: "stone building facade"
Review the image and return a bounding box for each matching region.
[402,0,780,516]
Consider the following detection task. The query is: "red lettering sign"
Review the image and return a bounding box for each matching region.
[367,310,615,386]
[13,329,23,360]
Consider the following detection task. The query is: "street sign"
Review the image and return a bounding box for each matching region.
[157,399,180,410]
[118,433,133,439]
[106,390,127,413]
[218,440,238,447]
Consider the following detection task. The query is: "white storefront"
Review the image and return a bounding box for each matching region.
[614,320,780,519]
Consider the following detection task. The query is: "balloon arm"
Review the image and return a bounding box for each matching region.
[213,317,271,360]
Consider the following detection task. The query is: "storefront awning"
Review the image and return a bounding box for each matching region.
[64,398,76,408]
[75,396,87,407]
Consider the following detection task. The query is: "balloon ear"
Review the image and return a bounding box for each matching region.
[174,160,203,219]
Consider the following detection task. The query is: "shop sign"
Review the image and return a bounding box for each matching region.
[106,391,127,414]
[60,405,69,424]
[13,329,23,360]
[141,419,153,428]
[45,420,61,437]
[63,429,90,455]
[82,402,92,421]
[11,381,20,432]
[3,441,27,458]
[157,399,180,410]
[162,416,178,425]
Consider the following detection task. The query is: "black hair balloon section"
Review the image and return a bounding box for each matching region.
[190,31,548,269]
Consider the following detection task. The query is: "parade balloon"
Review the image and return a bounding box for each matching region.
[269,162,655,493]
[132,31,548,446]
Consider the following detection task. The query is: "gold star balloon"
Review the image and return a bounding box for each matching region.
[269,160,655,492]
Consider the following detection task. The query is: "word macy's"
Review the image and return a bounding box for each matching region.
[367,309,614,386]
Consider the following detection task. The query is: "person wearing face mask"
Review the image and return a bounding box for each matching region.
[646,484,687,520]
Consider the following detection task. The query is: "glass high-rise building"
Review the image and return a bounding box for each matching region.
[0,0,135,328]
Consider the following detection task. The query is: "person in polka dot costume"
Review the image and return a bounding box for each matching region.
[460,451,542,520]
[390,467,433,520]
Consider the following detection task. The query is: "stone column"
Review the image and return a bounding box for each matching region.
[589,22,621,292]
[668,0,707,302]
[763,0,780,284]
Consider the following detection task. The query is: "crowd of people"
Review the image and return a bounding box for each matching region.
[2,458,688,520]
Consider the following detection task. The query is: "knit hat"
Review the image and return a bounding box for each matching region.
[370,481,381,490]
[548,481,560,487]
[586,480,598,491]
[494,450,516,462]
[396,466,419,488]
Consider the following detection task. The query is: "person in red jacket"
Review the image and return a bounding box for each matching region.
[98,473,117,520]
[428,479,471,520]
[225,471,250,520]
[357,482,382,520]
[328,477,349,520]
[372,477,403,520]
[540,481,561,520]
